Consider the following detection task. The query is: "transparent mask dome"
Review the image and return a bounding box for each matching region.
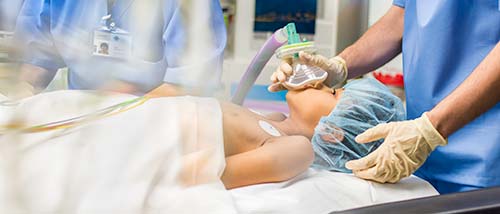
[284,63,328,89]
[275,42,328,90]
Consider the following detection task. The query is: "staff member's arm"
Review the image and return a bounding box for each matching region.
[427,42,500,138]
[17,64,55,96]
[15,1,65,97]
[269,6,405,91]
[346,42,500,183]
[145,83,184,98]
[338,5,404,79]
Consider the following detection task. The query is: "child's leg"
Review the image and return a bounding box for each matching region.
[222,135,314,189]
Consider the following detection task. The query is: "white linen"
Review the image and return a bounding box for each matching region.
[0,91,438,214]
[230,169,438,214]
[0,91,236,213]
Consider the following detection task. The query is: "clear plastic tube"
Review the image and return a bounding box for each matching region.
[231,28,288,105]
[231,23,328,105]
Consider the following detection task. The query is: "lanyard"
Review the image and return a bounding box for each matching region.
[107,0,116,16]
[104,0,135,30]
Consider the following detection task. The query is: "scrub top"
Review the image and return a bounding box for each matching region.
[15,0,226,93]
[393,0,500,193]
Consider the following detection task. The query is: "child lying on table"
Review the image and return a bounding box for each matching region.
[150,78,405,189]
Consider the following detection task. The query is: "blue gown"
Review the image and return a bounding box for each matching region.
[15,0,226,92]
[393,0,500,193]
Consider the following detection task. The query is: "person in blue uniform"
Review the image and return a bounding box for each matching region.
[270,0,500,194]
[14,0,226,96]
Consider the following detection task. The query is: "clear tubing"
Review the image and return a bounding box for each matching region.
[231,29,288,105]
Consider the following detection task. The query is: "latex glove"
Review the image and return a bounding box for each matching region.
[345,112,448,183]
[268,52,348,92]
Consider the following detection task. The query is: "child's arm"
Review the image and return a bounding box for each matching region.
[221,135,314,189]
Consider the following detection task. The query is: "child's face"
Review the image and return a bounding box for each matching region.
[285,85,343,134]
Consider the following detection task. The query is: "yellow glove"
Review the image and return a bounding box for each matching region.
[268,52,348,92]
[345,112,448,183]
[299,52,348,89]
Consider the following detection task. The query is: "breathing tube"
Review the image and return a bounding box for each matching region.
[0,96,149,135]
[231,23,327,105]
[231,27,288,105]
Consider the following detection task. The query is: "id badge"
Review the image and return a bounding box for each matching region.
[93,28,132,59]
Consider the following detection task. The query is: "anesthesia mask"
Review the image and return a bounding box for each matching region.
[275,23,328,90]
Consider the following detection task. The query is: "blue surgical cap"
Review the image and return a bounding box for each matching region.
[311,78,406,172]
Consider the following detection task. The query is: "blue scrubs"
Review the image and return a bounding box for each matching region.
[393,0,500,193]
[15,0,226,92]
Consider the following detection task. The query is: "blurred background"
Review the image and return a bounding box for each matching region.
[0,0,404,111]
[0,0,24,95]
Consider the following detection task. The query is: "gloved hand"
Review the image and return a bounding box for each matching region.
[268,52,348,92]
[345,112,448,183]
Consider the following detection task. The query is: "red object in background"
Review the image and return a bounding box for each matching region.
[373,71,404,88]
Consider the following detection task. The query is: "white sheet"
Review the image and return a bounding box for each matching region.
[0,91,438,214]
[231,168,438,213]
[0,91,236,213]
